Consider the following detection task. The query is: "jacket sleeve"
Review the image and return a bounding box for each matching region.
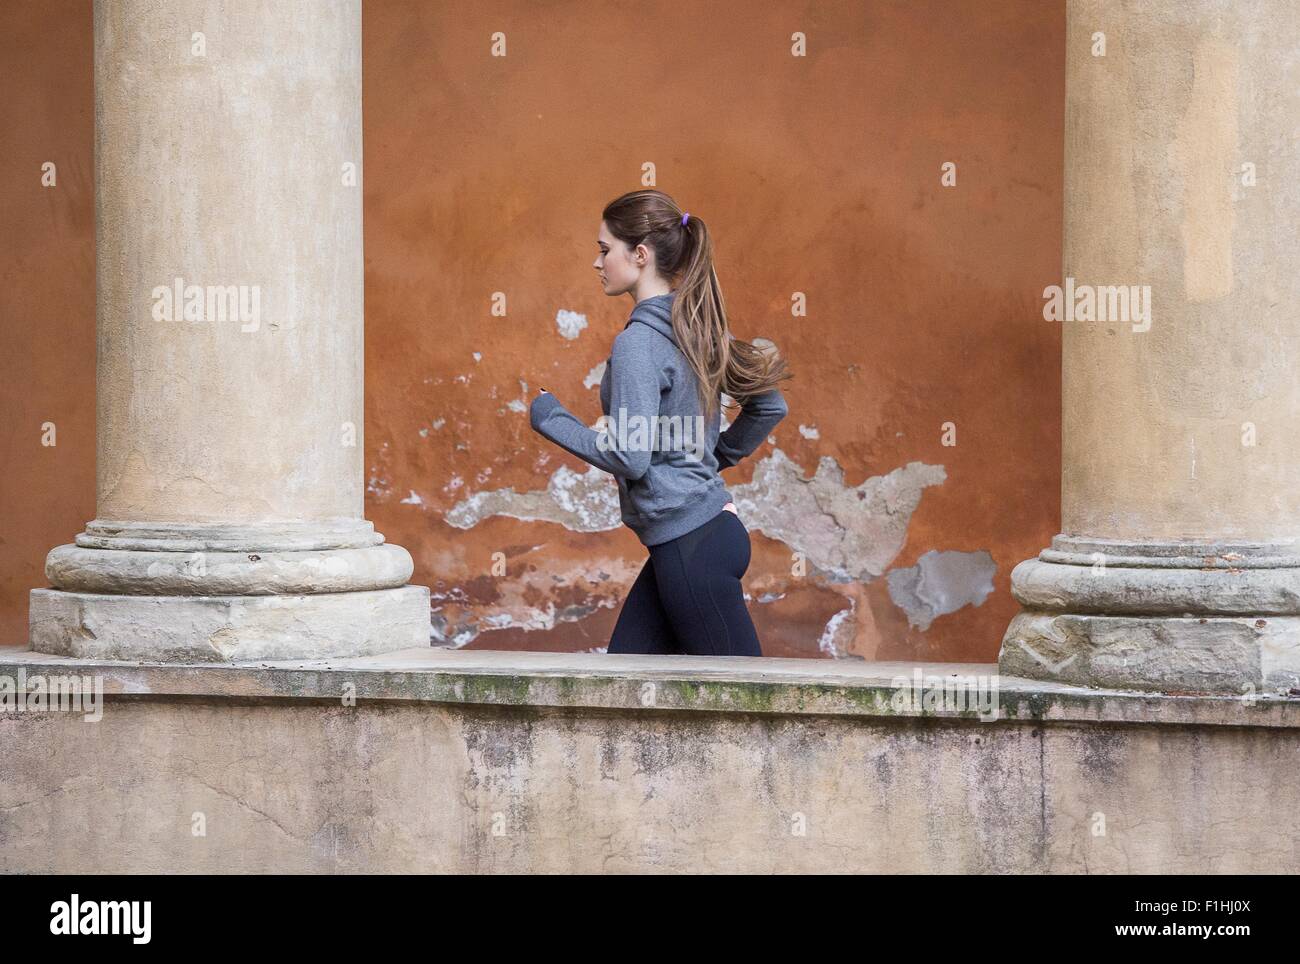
[714,387,788,469]
[528,330,658,480]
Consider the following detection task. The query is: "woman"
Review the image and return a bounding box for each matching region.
[529,189,791,656]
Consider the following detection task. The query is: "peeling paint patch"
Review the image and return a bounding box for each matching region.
[798,424,820,439]
[445,465,621,532]
[818,602,855,657]
[731,449,946,583]
[886,549,997,630]
[505,378,530,414]
[583,361,606,389]
[555,309,588,340]
[429,553,641,647]
[430,614,477,647]
[444,448,945,596]
[400,490,424,505]
[504,376,530,415]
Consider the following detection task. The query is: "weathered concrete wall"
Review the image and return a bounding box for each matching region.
[1,0,1066,661]
[1,649,1295,873]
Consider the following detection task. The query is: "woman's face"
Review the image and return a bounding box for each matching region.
[593,220,643,296]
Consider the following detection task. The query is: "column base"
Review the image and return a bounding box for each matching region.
[29,586,431,663]
[45,542,414,595]
[999,536,1300,695]
[1001,611,1300,695]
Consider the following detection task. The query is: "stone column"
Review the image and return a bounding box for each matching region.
[29,0,429,661]
[999,0,1300,694]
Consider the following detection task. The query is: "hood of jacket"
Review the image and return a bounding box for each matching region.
[625,291,677,347]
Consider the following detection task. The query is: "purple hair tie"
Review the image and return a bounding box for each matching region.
[681,212,690,226]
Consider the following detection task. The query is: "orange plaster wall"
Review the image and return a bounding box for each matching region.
[0,0,97,648]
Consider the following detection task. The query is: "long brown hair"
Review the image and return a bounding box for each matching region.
[601,189,791,421]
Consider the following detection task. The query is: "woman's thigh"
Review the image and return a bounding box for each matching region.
[649,510,762,657]
[607,556,680,655]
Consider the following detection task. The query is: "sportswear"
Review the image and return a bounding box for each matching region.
[529,291,788,545]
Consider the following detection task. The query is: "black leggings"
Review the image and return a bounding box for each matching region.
[608,509,763,656]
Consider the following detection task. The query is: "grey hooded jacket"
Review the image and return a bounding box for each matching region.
[529,291,788,546]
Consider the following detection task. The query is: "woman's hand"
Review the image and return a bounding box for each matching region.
[529,387,560,435]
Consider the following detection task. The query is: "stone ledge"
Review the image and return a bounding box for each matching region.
[2,645,1296,729]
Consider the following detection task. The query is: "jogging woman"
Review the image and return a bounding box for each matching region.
[529,189,791,656]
